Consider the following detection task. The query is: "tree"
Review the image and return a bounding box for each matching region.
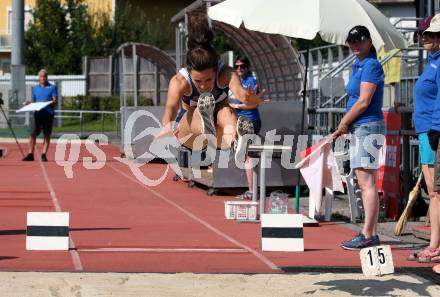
[25,1,176,74]
[63,0,95,71]
[25,0,94,74]
[92,4,174,57]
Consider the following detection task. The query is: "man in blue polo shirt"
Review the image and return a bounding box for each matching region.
[22,69,57,162]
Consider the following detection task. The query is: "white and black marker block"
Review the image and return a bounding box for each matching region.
[26,212,69,250]
[261,214,304,252]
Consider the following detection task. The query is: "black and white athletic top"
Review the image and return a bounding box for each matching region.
[179,61,229,107]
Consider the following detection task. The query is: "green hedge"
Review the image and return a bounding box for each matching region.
[62,95,154,111]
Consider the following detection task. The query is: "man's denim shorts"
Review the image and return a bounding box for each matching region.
[349,120,385,170]
[418,132,435,165]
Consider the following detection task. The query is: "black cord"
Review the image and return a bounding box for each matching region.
[0,101,25,158]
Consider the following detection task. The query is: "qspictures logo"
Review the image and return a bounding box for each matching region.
[55,111,385,187]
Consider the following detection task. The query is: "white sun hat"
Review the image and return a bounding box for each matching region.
[424,14,440,33]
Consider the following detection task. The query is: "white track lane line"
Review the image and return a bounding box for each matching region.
[108,163,280,271]
[37,149,83,271]
[77,248,247,253]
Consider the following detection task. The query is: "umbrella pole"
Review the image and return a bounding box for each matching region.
[295,45,309,214]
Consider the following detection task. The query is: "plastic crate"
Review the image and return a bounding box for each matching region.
[224,201,259,220]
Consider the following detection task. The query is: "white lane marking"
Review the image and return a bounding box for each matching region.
[37,149,83,271]
[77,248,248,253]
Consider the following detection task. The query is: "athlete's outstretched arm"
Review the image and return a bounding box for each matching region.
[162,75,186,127]
[223,68,267,106]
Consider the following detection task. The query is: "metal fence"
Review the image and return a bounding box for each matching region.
[116,55,170,105]
[86,53,173,103]
[302,50,424,135]
[85,56,113,97]
[5,109,120,140]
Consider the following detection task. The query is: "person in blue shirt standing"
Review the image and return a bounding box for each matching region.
[229,56,262,200]
[332,26,385,250]
[409,16,440,263]
[22,69,57,162]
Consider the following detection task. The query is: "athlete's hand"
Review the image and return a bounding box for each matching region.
[245,85,270,106]
[156,122,177,139]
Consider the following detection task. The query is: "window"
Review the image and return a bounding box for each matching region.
[7,6,33,33]
[0,59,11,74]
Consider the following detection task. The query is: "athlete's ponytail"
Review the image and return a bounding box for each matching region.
[186,15,218,71]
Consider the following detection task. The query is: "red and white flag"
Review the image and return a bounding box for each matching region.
[295,138,344,218]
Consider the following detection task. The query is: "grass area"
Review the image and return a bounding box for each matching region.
[52,115,118,133]
[0,127,28,138]
[1,96,124,138]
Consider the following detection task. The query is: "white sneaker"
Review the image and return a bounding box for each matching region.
[236,191,253,200]
[197,93,216,138]
[234,116,255,164]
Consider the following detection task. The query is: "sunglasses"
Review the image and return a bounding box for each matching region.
[347,38,369,45]
[234,64,247,69]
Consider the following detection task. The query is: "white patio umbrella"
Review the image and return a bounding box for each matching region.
[207,0,407,52]
[208,0,407,215]
[208,0,407,136]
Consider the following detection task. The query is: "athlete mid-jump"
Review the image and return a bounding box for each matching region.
[159,16,266,163]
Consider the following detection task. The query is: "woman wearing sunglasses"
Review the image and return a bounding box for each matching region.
[229,56,263,200]
[159,16,265,163]
[332,25,385,250]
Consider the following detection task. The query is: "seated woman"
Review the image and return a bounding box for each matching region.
[159,16,265,163]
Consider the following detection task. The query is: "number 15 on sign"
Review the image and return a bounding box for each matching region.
[360,245,394,276]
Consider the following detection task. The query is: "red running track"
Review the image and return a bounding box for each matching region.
[0,142,432,273]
